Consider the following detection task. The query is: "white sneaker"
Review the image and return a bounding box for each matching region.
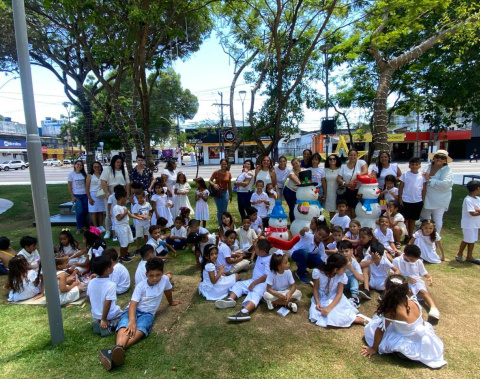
[112,236,118,242]
[429,307,440,320]
[288,302,297,313]
[266,300,274,311]
[215,298,236,309]
[104,230,111,239]
[98,226,106,233]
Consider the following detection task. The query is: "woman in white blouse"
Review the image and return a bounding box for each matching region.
[86,161,106,231]
[254,155,277,189]
[337,149,368,218]
[235,159,255,220]
[274,155,290,200]
[283,158,304,222]
[420,150,453,234]
[371,151,402,189]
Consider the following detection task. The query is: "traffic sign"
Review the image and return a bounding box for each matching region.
[224,129,235,142]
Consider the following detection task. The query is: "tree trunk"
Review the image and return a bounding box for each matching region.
[373,67,394,152]
[78,88,96,168]
[110,97,134,171]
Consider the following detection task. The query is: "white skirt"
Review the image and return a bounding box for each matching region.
[198,275,236,301]
[88,191,106,213]
[309,294,358,328]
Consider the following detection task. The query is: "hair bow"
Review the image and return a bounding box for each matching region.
[390,277,403,285]
[89,226,101,236]
[92,245,105,258]
[274,250,284,256]
[62,228,70,232]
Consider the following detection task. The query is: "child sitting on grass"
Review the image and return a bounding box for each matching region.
[55,252,86,305]
[87,255,122,336]
[105,248,130,294]
[99,258,181,371]
[0,236,17,275]
[337,240,363,309]
[166,216,188,250]
[147,224,176,259]
[135,244,174,286]
[6,255,42,302]
[17,235,40,270]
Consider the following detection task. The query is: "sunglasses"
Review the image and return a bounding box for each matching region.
[328,157,337,161]
[433,155,447,160]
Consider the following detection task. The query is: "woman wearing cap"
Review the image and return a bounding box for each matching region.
[420,150,453,234]
[371,151,402,190]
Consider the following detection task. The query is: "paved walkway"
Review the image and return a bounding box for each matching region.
[0,199,13,214]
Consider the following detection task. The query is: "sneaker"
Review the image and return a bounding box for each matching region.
[288,302,297,313]
[92,321,101,335]
[228,310,251,321]
[215,298,236,309]
[104,231,111,239]
[126,252,135,258]
[99,349,114,371]
[98,226,106,233]
[266,300,274,311]
[358,289,371,300]
[111,345,125,367]
[112,236,118,242]
[294,271,310,284]
[428,307,440,320]
[119,256,132,263]
[349,296,361,309]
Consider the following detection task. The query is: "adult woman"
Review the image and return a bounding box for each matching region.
[274,155,290,200]
[100,155,130,239]
[372,151,402,189]
[161,158,177,196]
[254,155,277,189]
[67,160,89,234]
[283,158,303,222]
[323,154,342,219]
[420,150,453,234]
[129,154,154,196]
[209,158,233,225]
[235,159,255,220]
[337,149,368,218]
[86,161,105,231]
[300,149,313,168]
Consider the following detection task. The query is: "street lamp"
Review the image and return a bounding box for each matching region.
[62,101,73,160]
[320,43,334,155]
[239,90,247,163]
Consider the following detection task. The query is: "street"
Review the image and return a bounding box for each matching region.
[0,160,479,185]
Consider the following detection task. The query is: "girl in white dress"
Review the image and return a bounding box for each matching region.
[361,275,447,369]
[309,253,367,328]
[194,177,209,228]
[199,244,238,301]
[55,252,86,305]
[7,256,42,302]
[151,182,173,228]
[173,172,194,217]
[409,219,447,264]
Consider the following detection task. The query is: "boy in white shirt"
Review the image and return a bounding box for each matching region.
[166,216,188,250]
[17,236,40,270]
[217,230,253,275]
[325,226,343,255]
[99,258,180,371]
[105,248,130,294]
[132,191,152,254]
[87,255,122,337]
[456,180,480,264]
[147,224,176,259]
[338,240,363,308]
[135,244,155,286]
[235,217,258,254]
[330,199,351,232]
[247,207,263,236]
[250,180,269,219]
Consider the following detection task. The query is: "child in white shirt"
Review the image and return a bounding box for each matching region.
[360,241,400,293]
[17,235,40,270]
[146,224,175,259]
[250,180,269,219]
[456,180,480,264]
[373,215,401,259]
[337,240,363,308]
[326,226,343,255]
[265,183,278,215]
[247,207,263,236]
[381,174,399,203]
[330,199,351,232]
[132,191,152,253]
[105,248,130,294]
[166,216,188,250]
[135,245,155,286]
[235,218,258,254]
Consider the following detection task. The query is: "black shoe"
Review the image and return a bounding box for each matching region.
[119,256,132,263]
[358,289,371,300]
[126,252,135,258]
[99,349,114,371]
[111,345,125,367]
[228,310,251,322]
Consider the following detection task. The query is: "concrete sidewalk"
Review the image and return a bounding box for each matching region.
[0,199,13,214]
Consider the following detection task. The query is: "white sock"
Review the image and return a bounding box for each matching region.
[241,309,249,314]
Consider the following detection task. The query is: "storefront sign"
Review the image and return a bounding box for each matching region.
[224,129,235,142]
[0,139,26,148]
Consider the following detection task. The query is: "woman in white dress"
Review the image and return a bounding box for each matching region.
[324,154,341,219]
[361,275,447,369]
[161,159,178,218]
[371,151,402,190]
[254,155,277,189]
[274,156,290,200]
[86,161,106,231]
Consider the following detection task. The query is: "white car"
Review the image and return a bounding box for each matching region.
[0,160,28,171]
[43,158,62,167]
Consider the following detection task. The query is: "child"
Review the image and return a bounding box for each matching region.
[215,239,272,322]
[132,191,152,253]
[180,207,191,227]
[135,244,155,286]
[250,180,269,219]
[410,219,446,263]
[0,236,17,275]
[392,245,440,320]
[330,199,351,232]
[199,244,238,300]
[151,181,173,228]
[55,252,86,305]
[105,248,130,294]
[188,227,217,267]
[355,227,377,263]
[146,224,176,259]
[326,226,344,255]
[113,189,143,263]
[265,183,278,216]
[217,230,252,275]
[173,172,194,218]
[87,255,122,336]
[344,220,361,251]
[166,216,188,250]
[360,241,400,296]
[247,206,263,236]
[107,185,124,242]
[385,200,407,248]
[309,216,327,234]
[58,229,80,256]
[361,275,447,368]
[337,240,363,308]
[194,177,209,228]
[7,255,42,302]
[70,227,106,274]
[99,258,180,371]
[381,174,399,203]
[235,217,258,253]
[309,253,368,328]
[398,157,426,240]
[290,225,330,283]
[264,250,302,312]
[17,235,40,270]
[456,180,480,264]
[373,215,401,259]
[219,211,236,243]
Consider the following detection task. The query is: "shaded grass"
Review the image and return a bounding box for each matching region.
[0,184,479,377]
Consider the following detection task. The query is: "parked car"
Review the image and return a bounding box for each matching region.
[63,159,72,165]
[0,160,28,171]
[43,158,62,167]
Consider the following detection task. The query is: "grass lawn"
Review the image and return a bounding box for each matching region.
[0,184,479,378]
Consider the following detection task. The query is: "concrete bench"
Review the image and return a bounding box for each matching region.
[462,175,480,186]
[59,202,75,215]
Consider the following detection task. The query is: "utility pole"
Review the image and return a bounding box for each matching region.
[213,92,229,160]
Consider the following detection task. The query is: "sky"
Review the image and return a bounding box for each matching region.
[0,34,328,132]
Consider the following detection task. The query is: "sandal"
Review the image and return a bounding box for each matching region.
[466,258,480,265]
[455,256,464,262]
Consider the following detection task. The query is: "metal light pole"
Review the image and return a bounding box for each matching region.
[320,43,334,155]
[239,90,247,163]
[62,101,72,160]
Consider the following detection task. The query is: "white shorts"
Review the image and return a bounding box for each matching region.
[115,224,134,248]
[230,279,267,308]
[369,276,387,291]
[135,222,150,238]
[462,228,479,244]
[408,279,427,295]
